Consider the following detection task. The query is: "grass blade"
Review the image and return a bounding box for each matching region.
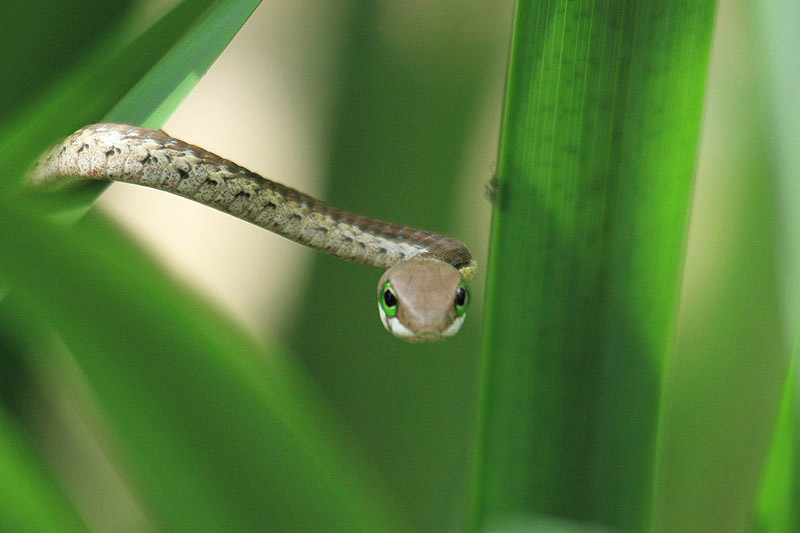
[0,0,134,117]
[471,2,716,530]
[0,199,404,531]
[284,2,506,530]
[755,357,799,532]
[648,3,792,530]
[0,0,258,192]
[2,2,407,530]
[108,0,262,128]
[0,407,87,532]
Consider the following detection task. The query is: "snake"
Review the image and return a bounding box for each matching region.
[27,124,476,342]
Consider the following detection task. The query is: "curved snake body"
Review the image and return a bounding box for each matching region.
[29,124,476,341]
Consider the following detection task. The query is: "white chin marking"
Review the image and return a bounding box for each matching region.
[377,304,420,339]
[378,304,466,342]
[440,314,466,338]
[387,317,417,339]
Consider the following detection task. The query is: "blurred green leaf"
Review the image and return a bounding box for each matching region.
[471,2,716,530]
[1,0,260,270]
[0,199,405,531]
[748,0,800,529]
[108,0,262,129]
[0,406,87,532]
[285,1,506,530]
[0,0,257,193]
[1,1,407,530]
[649,3,790,531]
[755,357,799,533]
[484,513,618,533]
[746,0,800,337]
[0,0,134,117]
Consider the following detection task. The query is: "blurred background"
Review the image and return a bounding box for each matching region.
[3,0,795,531]
[50,0,514,530]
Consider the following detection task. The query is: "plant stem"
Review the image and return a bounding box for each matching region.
[471,1,717,530]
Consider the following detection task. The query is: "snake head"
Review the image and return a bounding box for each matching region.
[377,258,470,342]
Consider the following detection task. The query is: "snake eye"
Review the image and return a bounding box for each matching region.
[380,280,398,317]
[454,280,470,316]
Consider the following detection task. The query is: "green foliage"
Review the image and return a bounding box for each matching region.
[1,1,797,532]
[284,2,504,530]
[0,200,403,531]
[0,406,86,532]
[0,0,233,190]
[0,1,404,531]
[471,2,717,530]
[756,363,799,533]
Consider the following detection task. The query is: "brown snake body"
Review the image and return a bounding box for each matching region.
[29,124,476,341]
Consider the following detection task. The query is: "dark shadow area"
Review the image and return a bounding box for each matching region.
[0,1,136,120]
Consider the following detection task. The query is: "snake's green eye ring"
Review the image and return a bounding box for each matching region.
[380,280,399,317]
[454,280,470,316]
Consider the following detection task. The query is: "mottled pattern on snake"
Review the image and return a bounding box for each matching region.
[30,124,476,278]
[29,123,476,341]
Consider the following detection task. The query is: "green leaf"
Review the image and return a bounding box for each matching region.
[107,0,263,128]
[282,2,504,530]
[484,513,619,533]
[747,0,800,338]
[0,0,259,193]
[471,2,717,530]
[755,357,799,533]
[0,2,406,527]
[0,199,404,532]
[649,3,791,531]
[0,0,135,117]
[748,0,800,529]
[0,0,261,275]
[0,406,87,532]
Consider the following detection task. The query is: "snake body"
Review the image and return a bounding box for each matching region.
[29,124,476,341]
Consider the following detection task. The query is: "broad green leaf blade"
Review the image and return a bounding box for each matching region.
[0,406,87,532]
[471,2,717,530]
[0,200,405,532]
